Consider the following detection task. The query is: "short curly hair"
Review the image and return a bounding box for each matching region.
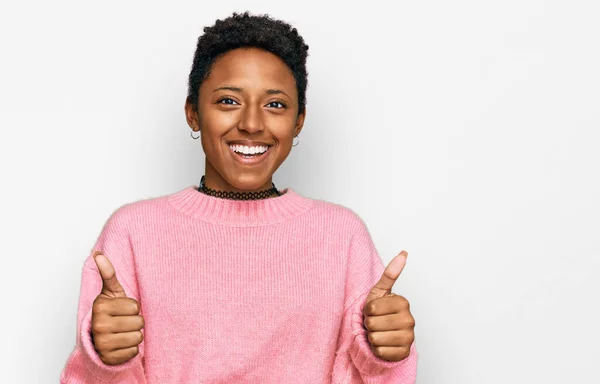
[187,11,309,115]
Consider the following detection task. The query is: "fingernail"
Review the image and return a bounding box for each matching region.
[388,254,406,276]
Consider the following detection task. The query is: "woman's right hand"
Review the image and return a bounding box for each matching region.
[91,252,145,366]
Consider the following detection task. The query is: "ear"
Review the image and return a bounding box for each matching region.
[294,105,306,137]
[184,96,200,131]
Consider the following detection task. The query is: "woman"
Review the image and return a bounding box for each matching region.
[60,11,417,383]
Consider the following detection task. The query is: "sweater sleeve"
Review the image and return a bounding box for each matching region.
[331,216,418,383]
[60,208,147,384]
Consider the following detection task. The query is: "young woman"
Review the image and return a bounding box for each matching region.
[60,12,418,383]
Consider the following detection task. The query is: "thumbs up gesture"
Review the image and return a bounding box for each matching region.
[362,251,415,362]
[91,251,145,366]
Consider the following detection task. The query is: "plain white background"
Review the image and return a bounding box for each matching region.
[1,1,598,383]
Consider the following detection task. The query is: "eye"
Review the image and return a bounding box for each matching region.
[266,101,286,109]
[217,98,239,105]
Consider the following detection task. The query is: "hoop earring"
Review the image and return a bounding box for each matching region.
[292,135,299,147]
[191,130,200,140]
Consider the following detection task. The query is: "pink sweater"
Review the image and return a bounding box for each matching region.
[60,185,418,383]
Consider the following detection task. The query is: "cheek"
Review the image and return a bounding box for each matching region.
[266,115,297,140]
[200,103,238,129]
[198,113,232,147]
[271,135,294,165]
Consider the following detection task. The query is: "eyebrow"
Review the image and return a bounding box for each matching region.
[265,89,288,97]
[213,86,289,98]
[213,86,242,93]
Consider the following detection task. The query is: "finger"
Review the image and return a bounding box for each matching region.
[94,297,141,316]
[363,312,415,332]
[93,252,127,298]
[94,330,144,352]
[93,314,145,334]
[371,251,407,294]
[369,345,411,362]
[363,294,409,316]
[111,315,145,333]
[99,346,139,366]
[367,329,414,347]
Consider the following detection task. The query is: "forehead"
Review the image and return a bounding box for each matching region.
[204,47,297,95]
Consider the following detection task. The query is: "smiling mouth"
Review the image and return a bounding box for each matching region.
[228,145,272,165]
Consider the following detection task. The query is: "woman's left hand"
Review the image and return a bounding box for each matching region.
[362,251,415,362]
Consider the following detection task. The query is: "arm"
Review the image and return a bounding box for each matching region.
[331,217,418,383]
[60,209,147,384]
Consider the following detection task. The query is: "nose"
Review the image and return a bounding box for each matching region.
[237,103,264,134]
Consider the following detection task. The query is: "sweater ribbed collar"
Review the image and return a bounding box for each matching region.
[168,185,314,227]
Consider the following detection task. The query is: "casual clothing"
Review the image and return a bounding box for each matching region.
[60,186,418,383]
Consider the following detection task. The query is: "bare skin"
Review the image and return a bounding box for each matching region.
[91,251,145,366]
[184,47,306,194]
[363,251,416,362]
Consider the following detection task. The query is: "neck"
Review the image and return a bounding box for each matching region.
[204,160,274,193]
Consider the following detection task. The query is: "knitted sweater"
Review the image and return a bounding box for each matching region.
[60,186,418,383]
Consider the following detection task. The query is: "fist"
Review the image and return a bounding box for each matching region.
[91,251,145,366]
[363,251,415,362]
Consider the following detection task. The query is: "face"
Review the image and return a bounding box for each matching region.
[185,47,306,193]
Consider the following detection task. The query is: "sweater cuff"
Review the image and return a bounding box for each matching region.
[349,306,416,375]
[79,307,142,380]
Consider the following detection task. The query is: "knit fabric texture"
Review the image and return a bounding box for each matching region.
[60,185,418,383]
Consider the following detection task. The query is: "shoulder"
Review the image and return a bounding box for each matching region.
[101,190,175,231]
[307,196,370,235]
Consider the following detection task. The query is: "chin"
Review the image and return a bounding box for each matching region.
[227,174,270,190]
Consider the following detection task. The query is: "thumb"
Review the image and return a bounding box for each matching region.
[93,251,127,298]
[365,251,408,305]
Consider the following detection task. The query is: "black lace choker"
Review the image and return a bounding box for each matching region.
[198,175,282,200]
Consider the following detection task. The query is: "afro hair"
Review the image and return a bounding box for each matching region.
[187,11,309,115]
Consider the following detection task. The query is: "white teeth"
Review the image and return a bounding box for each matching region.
[229,145,268,155]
